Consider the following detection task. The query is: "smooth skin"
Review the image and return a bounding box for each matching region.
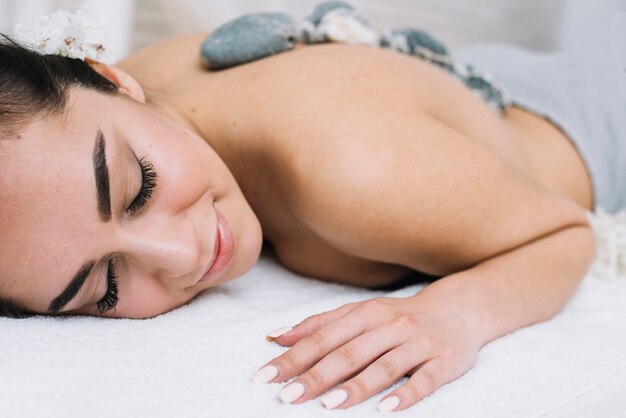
[2,32,597,412]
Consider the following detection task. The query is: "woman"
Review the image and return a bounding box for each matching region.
[0,24,605,412]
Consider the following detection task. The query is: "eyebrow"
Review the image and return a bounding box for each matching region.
[93,129,112,222]
[47,130,112,314]
[48,260,95,314]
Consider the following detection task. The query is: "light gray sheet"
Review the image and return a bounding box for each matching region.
[454,36,626,214]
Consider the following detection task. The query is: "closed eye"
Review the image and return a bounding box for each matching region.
[95,258,119,315]
[126,155,157,216]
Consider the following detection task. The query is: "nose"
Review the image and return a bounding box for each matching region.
[119,210,208,283]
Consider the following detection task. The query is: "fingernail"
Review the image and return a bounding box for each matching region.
[278,382,305,404]
[378,396,400,412]
[266,326,293,341]
[321,388,348,409]
[250,365,278,384]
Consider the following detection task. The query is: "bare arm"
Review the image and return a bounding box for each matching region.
[413,221,596,346]
[251,219,596,411]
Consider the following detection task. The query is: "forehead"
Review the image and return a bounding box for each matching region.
[0,89,118,309]
[1,91,100,218]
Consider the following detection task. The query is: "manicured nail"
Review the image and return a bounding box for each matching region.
[321,388,348,409]
[250,365,278,384]
[266,326,293,341]
[278,382,305,404]
[378,396,400,412]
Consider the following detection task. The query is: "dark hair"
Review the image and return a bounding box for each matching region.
[0,33,119,318]
[0,297,36,319]
[0,32,119,136]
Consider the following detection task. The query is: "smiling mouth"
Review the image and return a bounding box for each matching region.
[192,203,234,286]
[206,225,220,273]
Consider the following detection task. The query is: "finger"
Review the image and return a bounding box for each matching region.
[278,322,407,405]
[377,357,451,412]
[320,341,431,410]
[266,301,361,346]
[256,303,371,386]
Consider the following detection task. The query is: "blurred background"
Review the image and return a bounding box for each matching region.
[0,0,623,61]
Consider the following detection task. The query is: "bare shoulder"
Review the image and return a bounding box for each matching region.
[117,32,210,95]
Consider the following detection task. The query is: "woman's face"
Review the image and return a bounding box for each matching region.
[0,87,263,318]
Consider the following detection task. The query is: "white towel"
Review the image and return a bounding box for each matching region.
[1,214,625,418]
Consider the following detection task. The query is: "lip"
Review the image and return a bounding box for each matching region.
[198,205,235,284]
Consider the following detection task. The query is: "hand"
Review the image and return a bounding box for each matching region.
[250,293,486,412]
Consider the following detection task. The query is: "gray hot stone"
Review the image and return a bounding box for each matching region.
[200,12,300,70]
[196,2,507,114]
[380,28,449,57]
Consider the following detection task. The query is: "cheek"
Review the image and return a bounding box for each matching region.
[110,269,195,319]
[160,155,206,205]
[154,133,230,204]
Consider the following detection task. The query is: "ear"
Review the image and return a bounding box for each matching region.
[85,58,146,103]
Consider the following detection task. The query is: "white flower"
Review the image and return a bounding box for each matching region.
[318,9,379,46]
[586,206,626,280]
[12,5,115,64]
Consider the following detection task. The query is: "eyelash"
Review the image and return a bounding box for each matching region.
[97,259,119,315]
[126,156,158,216]
[96,156,158,315]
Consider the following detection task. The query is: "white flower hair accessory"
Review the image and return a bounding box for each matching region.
[12,5,115,64]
